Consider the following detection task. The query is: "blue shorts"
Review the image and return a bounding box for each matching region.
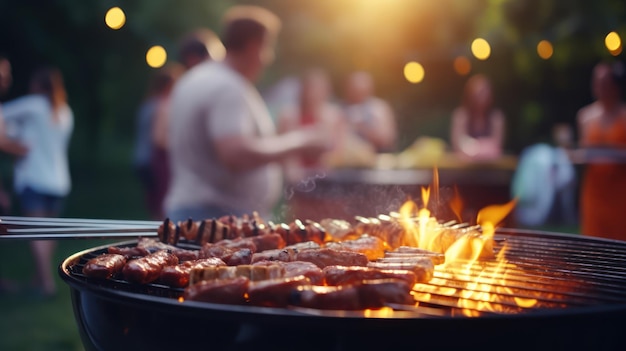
[19,187,65,216]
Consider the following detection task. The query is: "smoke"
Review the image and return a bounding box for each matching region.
[283,171,327,201]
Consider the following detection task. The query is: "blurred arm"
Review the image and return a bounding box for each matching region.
[213,128,330,172]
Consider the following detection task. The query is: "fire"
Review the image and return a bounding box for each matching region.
[397,185,537,316]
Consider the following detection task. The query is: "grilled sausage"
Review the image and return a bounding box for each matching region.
[291,285,361,310]
[184,277,249,305]
[367,259,434,283]
[82,254,127,279]
[323,265,417,287]
[325,235,388,260]
[248,275,311,307]
[122,250,179,284]
[159,257,226,288]
[295,248,369,269]
[107,246,150,259]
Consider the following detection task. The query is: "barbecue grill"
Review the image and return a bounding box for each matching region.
[58,228,626,351]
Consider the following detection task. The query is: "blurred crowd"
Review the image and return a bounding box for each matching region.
[2,5,626,296]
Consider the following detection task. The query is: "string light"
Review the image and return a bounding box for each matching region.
[537,40,554,60]
[404,61,425,83]
[105,7,126,30]
[146,46,167,68]
[471,38,491,60]
[605,32,623,56]
[453,56,471,76]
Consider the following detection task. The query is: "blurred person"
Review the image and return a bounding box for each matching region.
[450,74,505,161]
[2,66,73,296]
[0,56,28,294]
[342,71,397,152]
[133,63,184,219]
[577,61,626,240]
[277,68,344,180]
[164,6,331,222]
[0,57,28,212]
[178,28,224,69]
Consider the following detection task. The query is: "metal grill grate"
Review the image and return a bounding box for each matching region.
[408,229,626,316]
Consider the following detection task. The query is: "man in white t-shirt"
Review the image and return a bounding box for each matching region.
[165,6,330,221]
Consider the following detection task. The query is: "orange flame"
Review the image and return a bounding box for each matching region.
[476,198,517,233]
[448,185,463,223]
[396,174,536,315]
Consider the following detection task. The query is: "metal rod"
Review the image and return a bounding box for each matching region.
[0,231,158,240]
[0,216,160,227]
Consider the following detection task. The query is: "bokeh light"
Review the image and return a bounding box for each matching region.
[605,31,623,56]
[537,40,554,60]
[471,38,491,61]
[453,56,472,76]
[403,61,425,84]
[146,46,167,68]
[105,7,126,30]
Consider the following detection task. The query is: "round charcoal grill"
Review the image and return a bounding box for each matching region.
[59,229,626,351]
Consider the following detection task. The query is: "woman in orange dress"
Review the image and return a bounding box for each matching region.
[577,62,626,240]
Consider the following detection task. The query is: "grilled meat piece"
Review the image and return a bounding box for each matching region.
[384,246,445,265]
[249,233,286,252]
[189,264,284,285]
[200,244,253,266]
[352,215,405,249]
[323,265,417,287]
[357,279,414,307]
[157,218,179,245]
[82,253,127,279]
[122,250,179,284]
[251,247,298,263]
[107,246,149,259]
[325,235,388,260]
[215,238,258,252]
[281,261,324,285]
[248,275,311,307]
[367,258,434,283]
[292,279,413,310]
[159,257,226,288]
[184,277,249,305]
[295,248,369,269]
[291,285,361,310]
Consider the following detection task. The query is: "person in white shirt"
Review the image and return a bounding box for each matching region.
[2,66,73,296]
[165,6,331,222]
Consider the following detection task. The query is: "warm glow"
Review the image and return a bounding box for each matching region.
[404,61,425,84]
[105,7,126,30]
[363,306,395,318]
[471,38,491,60]
[453,56,471,76]
[537,40,553,60]
[146,46,167,68]
[605,32,622,53]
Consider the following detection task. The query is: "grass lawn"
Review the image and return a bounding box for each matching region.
[0,137,149,351]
